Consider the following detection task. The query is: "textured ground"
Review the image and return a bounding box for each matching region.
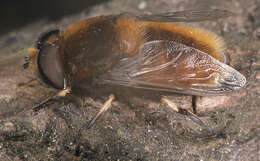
[0,0,260,160]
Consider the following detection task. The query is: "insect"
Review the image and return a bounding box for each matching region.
[24,9,246,137]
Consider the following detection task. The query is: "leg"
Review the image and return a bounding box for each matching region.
[18,79,38,87]
[32,87,71,112]
[192,95,197,113]
[161,96,226,138]
[73,94,115,158]
[86,94,115,129]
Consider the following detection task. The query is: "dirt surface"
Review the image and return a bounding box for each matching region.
[0,0,260,160]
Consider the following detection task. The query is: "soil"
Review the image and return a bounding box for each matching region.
[0,0,260,160]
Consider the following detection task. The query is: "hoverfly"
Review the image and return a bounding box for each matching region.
[24,9,246,137]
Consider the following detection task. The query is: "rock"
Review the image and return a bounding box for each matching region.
[138,1,147,10]
[196,90,247,113]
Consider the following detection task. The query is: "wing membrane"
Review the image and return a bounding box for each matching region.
[139,9,234,22]
[100,40,246,96]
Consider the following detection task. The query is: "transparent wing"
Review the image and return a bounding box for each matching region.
[100,40,246,96]
[138,9,234,22]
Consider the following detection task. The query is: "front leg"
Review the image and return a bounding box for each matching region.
[32,87,71,112]
[86,94,115,129]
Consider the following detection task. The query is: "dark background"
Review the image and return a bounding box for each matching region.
[0,0,109,35]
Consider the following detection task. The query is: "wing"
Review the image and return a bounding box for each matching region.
[100,40,246,96]
[138,9,234,22]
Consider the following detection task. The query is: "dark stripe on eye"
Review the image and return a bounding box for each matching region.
[36,29,60,49]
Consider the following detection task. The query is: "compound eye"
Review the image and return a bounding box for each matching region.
[38,44,65,89]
